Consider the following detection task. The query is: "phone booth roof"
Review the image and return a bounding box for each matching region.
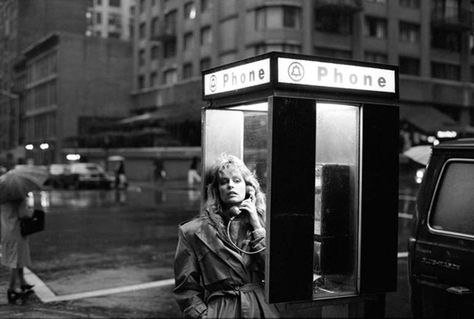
[202,51,398,107]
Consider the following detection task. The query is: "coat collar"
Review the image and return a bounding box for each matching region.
[195,213,248,277]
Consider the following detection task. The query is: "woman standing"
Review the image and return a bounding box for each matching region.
[173,154,279,318]
[1,198,34,304]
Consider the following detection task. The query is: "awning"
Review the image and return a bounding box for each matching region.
[118,112,165,124]
[399,105,461,134]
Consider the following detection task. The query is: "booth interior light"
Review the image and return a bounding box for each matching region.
[40,143,49,150]
[66,154,81,161]
[317,102,356,112]
[25,144,34,150]
[229,102,268,112]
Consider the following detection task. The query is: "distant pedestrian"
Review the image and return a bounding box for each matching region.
[187,156,201,188]
[153,158,166,183]
[1,198,35,304]
[115,161,127,189]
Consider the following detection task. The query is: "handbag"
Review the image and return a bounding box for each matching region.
[20,209,45,237]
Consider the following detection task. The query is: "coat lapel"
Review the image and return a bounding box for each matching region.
[195,220,248,276]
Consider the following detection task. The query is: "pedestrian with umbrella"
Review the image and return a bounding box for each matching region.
[0,165,48,304]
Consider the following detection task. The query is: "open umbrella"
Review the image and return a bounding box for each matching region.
[0,165,48,204]
[403,145,432,166]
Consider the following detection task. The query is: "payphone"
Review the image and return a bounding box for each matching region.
[201,52,398,316]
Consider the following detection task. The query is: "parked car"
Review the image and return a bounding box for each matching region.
[408,138,474,318]
[69,163,114,189]
[45,164,78,189]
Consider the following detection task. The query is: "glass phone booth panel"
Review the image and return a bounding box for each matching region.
[203,100,360,301]
[203,102,269,190]
[313,103,359,299]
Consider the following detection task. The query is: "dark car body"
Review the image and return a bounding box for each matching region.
[408,138,474,318]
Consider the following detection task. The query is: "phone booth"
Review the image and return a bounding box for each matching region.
[201,52,398,317]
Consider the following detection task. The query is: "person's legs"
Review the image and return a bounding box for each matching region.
[9,268,21,291]
[18,267,33,289]
[7,268,26,304]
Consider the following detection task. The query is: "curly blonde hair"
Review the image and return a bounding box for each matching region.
[203,154,265,232]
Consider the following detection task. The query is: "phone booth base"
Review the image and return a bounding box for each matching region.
[202,52,399,317]
[278,293,385,318]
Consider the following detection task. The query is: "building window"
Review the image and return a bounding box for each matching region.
[366,0,386,3]
[139,22,146,39]
[163,69,177,84]
[364,16,387,39]
[164,10,177,34]
[201,0,212,12]
[184,32,194,51]
[433,0,460,20]
[431,29,461,52]
[151,45,160,60]
[432,62,460,80]
[108,13,122,30]
[314,9,352,35]
[200,26,212,46]
[139,0,145,13]
[163,39,177,58]
[96,0,102,5]
[399,0,420,8]
[364,51,388,63]
[399,56,420,75]
[108,32,120,38]
[255,5,301,30]
[314,47,352,59]
[399,22,420,43]
[200,57,211,70]
[184,2,197,20]
[150,72,158,87]
[151,17,159,38]
[138,75,145,89]
[109,0,121,7]
[183,63,193,79]
[96,12,102,24]
[139,49,146,66]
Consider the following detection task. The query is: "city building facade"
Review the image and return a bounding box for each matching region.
[18,32,133,164]
[131,0,474,150]
[0,0,134,165]
[86,0,135,40]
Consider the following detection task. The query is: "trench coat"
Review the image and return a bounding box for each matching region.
[173,212,279,319]
[0,200,32,268]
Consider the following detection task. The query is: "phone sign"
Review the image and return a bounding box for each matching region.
[204,59,270,96]
[278,57,396,93]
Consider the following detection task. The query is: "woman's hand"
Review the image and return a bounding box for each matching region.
[239,195,261,230]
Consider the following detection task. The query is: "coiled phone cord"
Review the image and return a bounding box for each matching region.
[226,215,265,255]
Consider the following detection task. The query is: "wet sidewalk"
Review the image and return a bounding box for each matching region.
[0,179,194,318]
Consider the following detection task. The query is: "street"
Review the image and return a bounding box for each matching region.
[0,178,418,318]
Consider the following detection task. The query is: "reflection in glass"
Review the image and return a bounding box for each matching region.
[204,103,268,192]
[313,103,359,299]
[243,111,268,191]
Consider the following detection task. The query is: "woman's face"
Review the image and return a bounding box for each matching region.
[217,167,246,207]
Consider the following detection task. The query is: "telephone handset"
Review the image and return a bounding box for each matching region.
[226,185,265,255]
[228,185,256,217]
